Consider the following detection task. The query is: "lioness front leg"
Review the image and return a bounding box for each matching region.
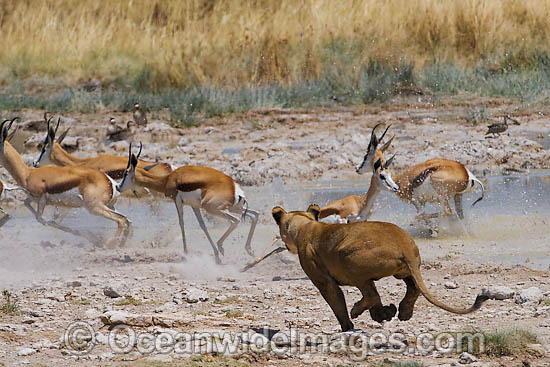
[310,276,354,332]
[397,276,420,321]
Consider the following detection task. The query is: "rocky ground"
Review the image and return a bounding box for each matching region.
[1,96,550,366]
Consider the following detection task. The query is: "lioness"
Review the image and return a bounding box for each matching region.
[272,205,488,331]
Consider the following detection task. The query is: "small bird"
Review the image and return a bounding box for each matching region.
[132,103,147,126]
[21,111,51,132]
[486,116,513,137]
[106,118,136,142]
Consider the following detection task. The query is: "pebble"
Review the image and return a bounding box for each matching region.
[103,286,122,298]
[458,351,477,364]
[481,285,515,300]
[16,348,37,357]
[444,281,459,289]
[515,287,543,304]
[180,287,208,303]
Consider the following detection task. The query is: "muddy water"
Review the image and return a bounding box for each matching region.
[1,172,549,288]
[277,171,550,269]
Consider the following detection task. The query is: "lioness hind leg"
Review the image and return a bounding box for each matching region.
[351,281,397,323]
[350,281,380,319]
[369,302,397,323]
[397,276,420,321]
[311,276,354,332]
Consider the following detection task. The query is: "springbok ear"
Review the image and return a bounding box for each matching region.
[373,158,382,171]
[380,135,395,152]
[143,163,159,172]
[384,154,396,169]
[306,204,321,221]
[272,207,286,226]
[57,128,70,144]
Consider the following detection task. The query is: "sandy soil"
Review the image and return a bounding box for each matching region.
[1,96,550,366]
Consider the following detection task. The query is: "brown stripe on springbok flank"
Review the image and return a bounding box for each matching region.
[410,167,438,190]
[177,182,203,192]
[46,179,80,194]
[105,169,125,179]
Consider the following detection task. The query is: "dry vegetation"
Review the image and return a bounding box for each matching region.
[2,0,550,89]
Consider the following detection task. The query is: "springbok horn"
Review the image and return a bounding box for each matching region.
[43,111,49,122]
[384,154,396,169]
[370,123,382,146]
[127,142,133,169]
[7,117,19,132]
[47,116,54,133]
[7,126,18,141]
[378,124,392,144]
[55,117,61,134]
[0,119,8,140]
[136,142,143,159]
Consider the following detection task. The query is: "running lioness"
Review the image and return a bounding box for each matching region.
[272,205,488,331]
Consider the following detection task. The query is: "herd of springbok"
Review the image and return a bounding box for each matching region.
[0,116,485,264]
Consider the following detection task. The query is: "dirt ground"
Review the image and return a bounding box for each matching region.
[1,96,550,366]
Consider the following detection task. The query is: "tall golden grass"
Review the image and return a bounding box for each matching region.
[1,0,550,89]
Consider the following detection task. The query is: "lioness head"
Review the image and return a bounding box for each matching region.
[272,204,320,254]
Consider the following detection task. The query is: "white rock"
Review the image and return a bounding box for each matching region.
[181,288,208,303]
[458,351,477,364]
[154,302,178,313]
[16,348,37,356]
[481,286,515,300]
[103,286,122,298]
[515,287,543,304]
[444,281,459,289]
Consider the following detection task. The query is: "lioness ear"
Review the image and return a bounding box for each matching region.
[306,204,321,221]
[272,206,286,226]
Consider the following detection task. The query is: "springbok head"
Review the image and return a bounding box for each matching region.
[118,142,143,193]
[355,123,395,175]
[33,117,70,167]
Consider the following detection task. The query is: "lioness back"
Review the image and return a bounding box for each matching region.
[316,221,420,283]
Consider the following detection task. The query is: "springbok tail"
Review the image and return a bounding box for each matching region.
[241,197,249,221]
[466,169,485,207]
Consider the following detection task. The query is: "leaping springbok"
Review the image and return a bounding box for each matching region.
[356,124,484,222]
[33,118,172,179]
[0,117,130,246]
[319,157,399,223]
[118,144,259,264]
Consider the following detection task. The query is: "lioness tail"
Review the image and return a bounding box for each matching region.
[405,257,488,314]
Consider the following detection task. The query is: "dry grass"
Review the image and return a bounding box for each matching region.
[2,0,550,89]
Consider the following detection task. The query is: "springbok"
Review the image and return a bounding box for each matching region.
[118,144,259,264]
[319,157,399,223]
[0,117,130,246]
[356,124,484,222]
[33,118,171,179]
